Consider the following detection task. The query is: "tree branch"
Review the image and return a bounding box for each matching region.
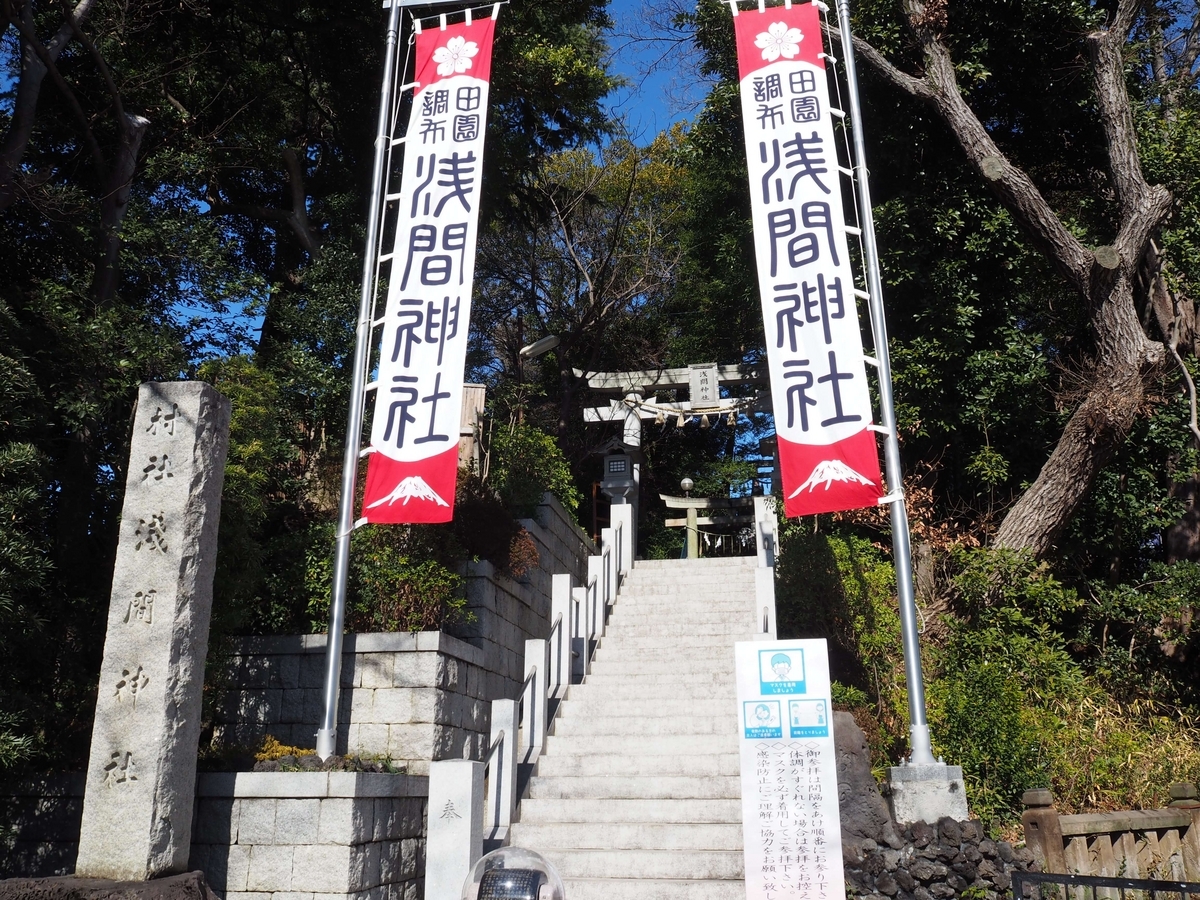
[9,5,107,181]
[1112,0,1144,40]
[0,0,98,211]
[878,19,1094,292]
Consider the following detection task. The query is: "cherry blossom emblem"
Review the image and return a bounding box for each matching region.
[755,22,803,62]
[433,35,479,76]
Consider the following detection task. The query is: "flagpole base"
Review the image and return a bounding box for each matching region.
[886,761,970,825]
[316,728,337,761]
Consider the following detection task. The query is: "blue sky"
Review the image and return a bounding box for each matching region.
[602,0,707,139]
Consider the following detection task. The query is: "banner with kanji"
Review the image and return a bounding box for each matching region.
[733,1,883,518]
[363,12,497,523]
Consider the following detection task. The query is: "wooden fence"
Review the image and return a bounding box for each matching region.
[1022,784,1200,883]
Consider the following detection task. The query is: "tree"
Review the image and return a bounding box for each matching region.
[0,0,619,770]
[841,0,1199,557]
[472,131,688,444]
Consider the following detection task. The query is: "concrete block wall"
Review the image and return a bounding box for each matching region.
[189,772,427,900]
[0,775,84,878]
[213,632,491,774]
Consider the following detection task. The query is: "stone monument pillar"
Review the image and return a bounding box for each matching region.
[75,382,231,880]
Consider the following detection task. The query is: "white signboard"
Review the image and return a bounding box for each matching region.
[735,639,844,900]
[690,363,721,409]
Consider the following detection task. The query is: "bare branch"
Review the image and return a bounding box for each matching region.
[9,6,106,180]
[58,0,127,129]
[823,21,934,101]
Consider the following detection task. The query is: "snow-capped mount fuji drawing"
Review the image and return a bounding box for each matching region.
[366,475,449,509]
[788,459,875,498]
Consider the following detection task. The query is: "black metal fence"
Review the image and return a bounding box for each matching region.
[1013,870,1200,900]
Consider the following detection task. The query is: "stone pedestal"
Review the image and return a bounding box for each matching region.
[76,382,231,880]
[886,763,970,825]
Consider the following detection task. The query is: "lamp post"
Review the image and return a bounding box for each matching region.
[680,478,698,559]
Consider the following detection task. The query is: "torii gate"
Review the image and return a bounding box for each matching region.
[578,363,767,550]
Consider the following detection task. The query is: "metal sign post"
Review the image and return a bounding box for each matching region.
[316,0,403,761]
[833,0,935,766]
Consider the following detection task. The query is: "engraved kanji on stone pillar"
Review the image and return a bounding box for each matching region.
[76,382,231,880]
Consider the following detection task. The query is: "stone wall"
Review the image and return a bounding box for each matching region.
[843,818,1037,900]
[0,776,84,878]
[189,772,426,900]
[212,493,594,770]
[213,632,490,773]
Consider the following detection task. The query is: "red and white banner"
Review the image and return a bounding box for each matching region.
[363,12,498,523]
[733,1,883,518]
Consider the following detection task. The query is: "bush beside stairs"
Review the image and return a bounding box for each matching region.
[509,556,760,900]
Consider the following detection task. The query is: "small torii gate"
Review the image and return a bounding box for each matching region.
[578,363,768,551]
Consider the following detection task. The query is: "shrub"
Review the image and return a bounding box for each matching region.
[485,422,580,517]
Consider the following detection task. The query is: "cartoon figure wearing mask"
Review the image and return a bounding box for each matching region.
[770,653,792,680]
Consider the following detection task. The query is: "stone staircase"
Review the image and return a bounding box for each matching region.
[509,556,759,900]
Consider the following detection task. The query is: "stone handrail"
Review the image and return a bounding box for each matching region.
[426,525,624,900]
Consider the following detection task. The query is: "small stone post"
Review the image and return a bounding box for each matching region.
[426,760,484,900]
[75,382,231,880]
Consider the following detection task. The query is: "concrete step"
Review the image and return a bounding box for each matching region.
[604,628,744,643]
[527,775,741,800]
[551,715,735,737]
[560,878,745,900]
[517,797,742,824]
[543,733,738,757]
[540,849,744,880]
[579,671,734,685]
[625,561,756,573]
[534,752,739,778]
[557,698,734,719]
[587,658,738,676]
[611,599,755,612]
[593,644,736,662]
[618,585,755,597]
[508,822,743,851]
[612,610,755,625]
[566,683,737,701]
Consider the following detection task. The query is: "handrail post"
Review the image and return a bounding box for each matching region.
[571,586,588,679]
[523,639,549,761]
[600,526,615,607]
[426,759,483,900]
[489,699,517,835]
[586,557,602,646]
[753,495,778,568]
[610,503,634,578]
[550,574,573,699]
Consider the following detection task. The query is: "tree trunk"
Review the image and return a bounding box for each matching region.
[93,113,150,305]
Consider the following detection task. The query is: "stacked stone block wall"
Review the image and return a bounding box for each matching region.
[0,776,84,878]
[189,772,426,900]
[213,632,489,773]
[212,494,594,769]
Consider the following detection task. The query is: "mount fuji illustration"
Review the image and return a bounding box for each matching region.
[788,460,875,498]
[367,475,449,509]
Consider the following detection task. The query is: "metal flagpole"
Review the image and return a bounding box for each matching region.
[316,0,403,761]
[834,0,936,766]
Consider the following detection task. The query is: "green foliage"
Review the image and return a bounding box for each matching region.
[775,520,907,750]
[303,523,468,635]
[486,422,581,517]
